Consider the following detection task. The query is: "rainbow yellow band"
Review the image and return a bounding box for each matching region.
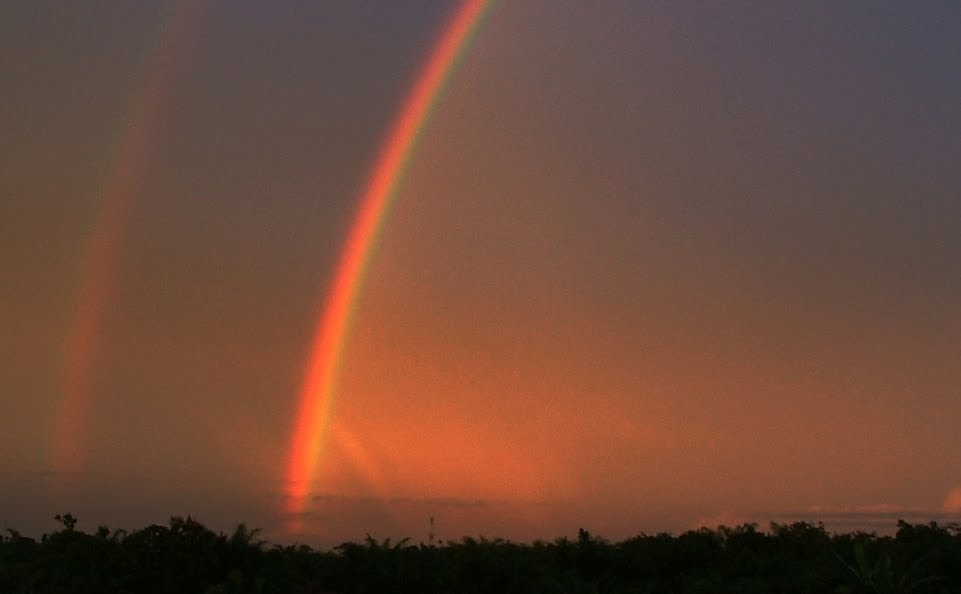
[284,0,493,521]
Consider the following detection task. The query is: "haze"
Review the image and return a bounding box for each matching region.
[2,1,960,546]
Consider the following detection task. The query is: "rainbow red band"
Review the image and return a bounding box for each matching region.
[285,0,493,522]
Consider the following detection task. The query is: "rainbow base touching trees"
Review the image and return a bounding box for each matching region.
[284,0,493,526]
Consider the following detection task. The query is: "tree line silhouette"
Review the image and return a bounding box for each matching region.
[2,514,960,593]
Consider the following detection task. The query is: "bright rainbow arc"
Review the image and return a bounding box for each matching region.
[285,0,494,520]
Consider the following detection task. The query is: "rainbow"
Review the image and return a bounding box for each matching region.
[285,0,494,520]
[52,1,205,477]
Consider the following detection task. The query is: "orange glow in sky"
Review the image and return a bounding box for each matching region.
[2,1,960,546]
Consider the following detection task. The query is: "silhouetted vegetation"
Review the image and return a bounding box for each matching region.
[2,515,960,593]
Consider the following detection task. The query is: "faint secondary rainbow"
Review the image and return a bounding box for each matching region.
[52,1,205,478]
[285,0,494,521]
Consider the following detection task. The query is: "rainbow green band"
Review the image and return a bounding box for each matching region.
[284,0,494,525]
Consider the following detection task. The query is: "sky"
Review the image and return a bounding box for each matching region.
[2,0,960,547]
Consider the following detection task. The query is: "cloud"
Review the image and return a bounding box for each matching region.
[389,496,488,510]
[311,493,488,510]
[766,503,961,534]
[691,510,747,530]
[0,470,60,478]
[274,493,579,548]
[803,503,903,517]
[686,502,961,538]
[942,486,961,513]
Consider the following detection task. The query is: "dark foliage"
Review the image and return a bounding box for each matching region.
[1,516,959,593]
